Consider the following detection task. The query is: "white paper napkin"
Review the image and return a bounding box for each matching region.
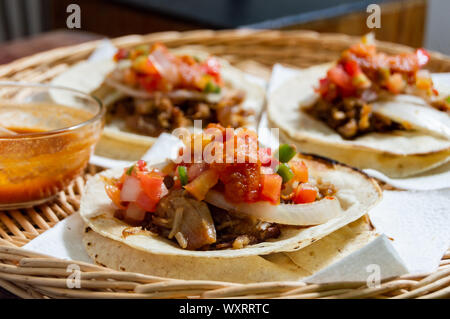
[24,213,92,263]
[369,189,450,274]
[265,63,450,190]
[305,235,408,284]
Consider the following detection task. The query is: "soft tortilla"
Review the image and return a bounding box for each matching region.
[83,216,377,283]
[80,154,381,258]
[267,64,450,178]
[52,47,265,161]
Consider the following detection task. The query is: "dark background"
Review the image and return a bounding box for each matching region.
[0,0,436,65]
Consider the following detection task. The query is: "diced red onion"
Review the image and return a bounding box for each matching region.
[149,48,179,84]
[120,176,141,202]
[124,202,146,223]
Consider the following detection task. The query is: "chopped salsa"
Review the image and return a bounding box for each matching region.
[106,43,252,136]
[306,34,449,139]
[104,124,336,250]
[114,43,223,93]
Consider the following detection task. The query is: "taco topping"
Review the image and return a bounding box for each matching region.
[104,124,337,250]
[105,43,252,136]
[114,43,222,93]
[306,34,450,139]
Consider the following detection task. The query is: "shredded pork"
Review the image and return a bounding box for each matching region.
[135,188,281,251]
[106,90,251,136]
[306,98,405,139]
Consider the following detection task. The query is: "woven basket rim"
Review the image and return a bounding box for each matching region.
[0,29,449,299]
[1,29,450,76]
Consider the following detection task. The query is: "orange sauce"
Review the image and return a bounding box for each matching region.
[4,127,46,134]
[0,104,102,206]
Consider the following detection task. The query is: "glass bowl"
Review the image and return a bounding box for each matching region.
[0,82,104,209]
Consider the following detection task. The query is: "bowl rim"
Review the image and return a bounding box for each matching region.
[0,81,105,139]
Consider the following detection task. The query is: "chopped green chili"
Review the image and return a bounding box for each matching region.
[178,166,189,186]
[275,144,297,163]
[276,163,294,183]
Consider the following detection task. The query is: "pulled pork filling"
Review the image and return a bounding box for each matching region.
[106,91,251,136]
[116,188,282,250]
[305,98,405,139]
[114,177,335,250]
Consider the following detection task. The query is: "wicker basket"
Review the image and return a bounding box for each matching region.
[0,29,449,299]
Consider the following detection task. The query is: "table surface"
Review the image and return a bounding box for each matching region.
[0,30,103,298]
[0,30,103,65]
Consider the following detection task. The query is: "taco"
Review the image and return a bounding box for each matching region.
[80,124,381,280]
[83,216,377,283]
[52,43,265,160]
[268,34,450,178]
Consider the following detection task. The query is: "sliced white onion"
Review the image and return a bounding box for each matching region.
[204,190,342,226]
[125,202,146,223]
[149,49,179,84]
[105,76,222,102]
[120,176,141,202]
[372,100,450,140]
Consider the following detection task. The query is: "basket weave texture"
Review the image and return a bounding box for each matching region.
[0,29,449,299]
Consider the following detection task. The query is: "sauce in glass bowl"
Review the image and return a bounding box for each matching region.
[0,84,104,209]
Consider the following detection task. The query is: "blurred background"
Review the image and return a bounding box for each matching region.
[0,0,448,64]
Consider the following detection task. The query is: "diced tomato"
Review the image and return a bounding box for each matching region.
[138,73,162,92]
[339,86,356,98]
[315,78,339,102]
[349,43,376,57]
[114,48,129,61]
[178,61,199,88]
[184,169,219,201]
[137,160,147,171]
[343,60,360,76]
[293,184,317,204]
[289,160,308,183]
[260,174,282,204]
[173,178,182,189]
[139,173,166,211]
[105,184,125,209]
[327,65,354,90]
[179,55,197,66]
[135,192,158,212]
[315,77,329,95]
[202,57,221,83]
